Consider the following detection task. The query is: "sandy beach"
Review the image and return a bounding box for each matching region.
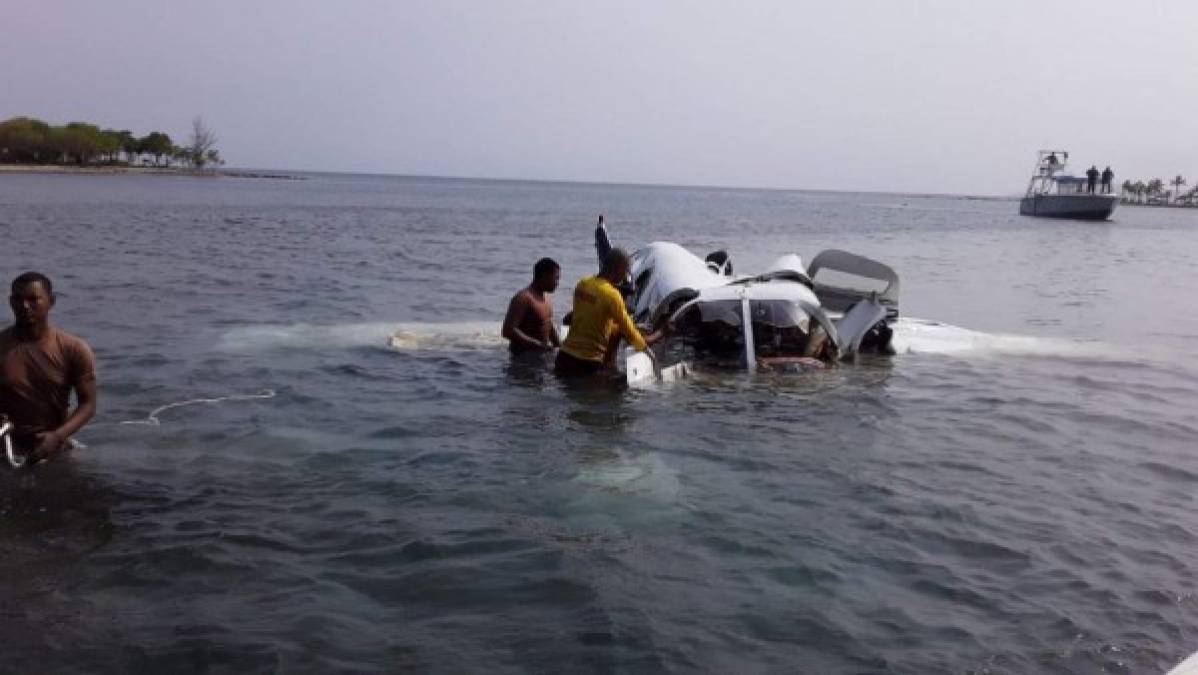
[0,164,302,179]
[0,164,211,176]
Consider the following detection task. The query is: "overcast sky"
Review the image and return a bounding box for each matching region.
[3,1,1195,194]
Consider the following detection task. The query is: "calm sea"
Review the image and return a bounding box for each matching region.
[2,172,1197,673]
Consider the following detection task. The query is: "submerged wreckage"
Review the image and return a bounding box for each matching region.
[596,226,900,384]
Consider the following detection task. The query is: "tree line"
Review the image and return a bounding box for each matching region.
[0,116,222,169]
[1120,175,1196,206]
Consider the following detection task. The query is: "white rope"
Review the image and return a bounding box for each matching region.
[1,420,24,469]
[0,390,276,468]
[119,389,277,426]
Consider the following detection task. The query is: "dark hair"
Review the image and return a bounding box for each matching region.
[601,248,631,274]
[11,271,53,295]
[533,257,560,279]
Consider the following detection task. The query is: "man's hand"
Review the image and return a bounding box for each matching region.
[31,430,66,462]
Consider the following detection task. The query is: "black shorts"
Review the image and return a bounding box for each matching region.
[554,350,604,377]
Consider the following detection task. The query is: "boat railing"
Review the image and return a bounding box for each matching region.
[1027,174,1118,197]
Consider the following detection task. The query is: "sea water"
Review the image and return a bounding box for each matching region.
[1,172,1197,672]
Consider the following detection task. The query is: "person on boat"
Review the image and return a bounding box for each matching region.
[0,272,97,466]
[555,248,665,377]
[1086,165,1100,194]
[1042,152,1060,175]
[502,258,562,354]
[1101,166,1114,194]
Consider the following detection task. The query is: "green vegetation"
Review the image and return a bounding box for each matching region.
[0,115,223,169]
[1120,175,1197,207]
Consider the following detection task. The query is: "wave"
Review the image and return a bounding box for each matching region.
[386,322,504,352]
[217,321,503,352]
[891,318,1176,367]
[217,317,1184,374]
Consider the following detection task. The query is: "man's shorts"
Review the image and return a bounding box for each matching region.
[554,350,604,377]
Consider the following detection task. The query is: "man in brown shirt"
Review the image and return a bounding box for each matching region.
[0,272,97,465]
[501,258,561,354]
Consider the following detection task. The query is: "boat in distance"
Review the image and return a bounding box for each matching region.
[1019,149,1118,221]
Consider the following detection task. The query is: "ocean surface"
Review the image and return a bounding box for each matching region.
[2,172,1197,673]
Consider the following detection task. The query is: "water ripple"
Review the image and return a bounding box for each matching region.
[2,175,1198,672]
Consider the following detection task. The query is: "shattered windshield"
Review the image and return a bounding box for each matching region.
[674,300,829,358]
[682,300,810,329]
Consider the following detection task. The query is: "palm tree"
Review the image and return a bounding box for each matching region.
[1171,175,1187,204]
[1133,180,1146,203]
[1120,179,1134,202]
[1147,178,1165,203]
[1182,186,1198,207]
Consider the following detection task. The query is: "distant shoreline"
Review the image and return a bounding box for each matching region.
[0,164,304,180]
[1119,200,1198,210]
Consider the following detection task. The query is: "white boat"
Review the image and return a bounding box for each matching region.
[1019,150,1118,221]
[594,226,900,384]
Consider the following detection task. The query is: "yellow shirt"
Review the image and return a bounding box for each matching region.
[561,276,647,362]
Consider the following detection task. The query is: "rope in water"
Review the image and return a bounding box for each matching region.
[118,389,277,426]
[1,390,277,469]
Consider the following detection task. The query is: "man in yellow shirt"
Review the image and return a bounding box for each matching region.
[555,248,663,377]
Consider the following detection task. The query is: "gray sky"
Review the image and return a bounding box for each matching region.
[3,1,1195,194]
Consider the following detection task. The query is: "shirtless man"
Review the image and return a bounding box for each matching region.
[502,258,561,354]
[0,272,97,466]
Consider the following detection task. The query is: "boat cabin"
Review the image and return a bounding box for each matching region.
[1027,149,1073,196]
[1052,176,1088,194]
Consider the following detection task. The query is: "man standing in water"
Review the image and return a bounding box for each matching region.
[502,258,562,354]
[0,272,97,465]
[555,248,663,377]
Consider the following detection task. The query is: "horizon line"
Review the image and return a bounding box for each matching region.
[230,166,1014,200]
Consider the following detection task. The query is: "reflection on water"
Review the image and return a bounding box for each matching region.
[1,459,116,659]
[0,459,114,549]
[500,350,555,389]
